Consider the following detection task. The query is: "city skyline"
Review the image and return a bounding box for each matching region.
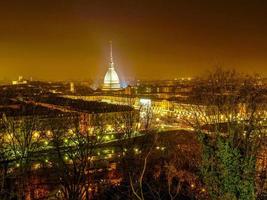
[0,0,267,81]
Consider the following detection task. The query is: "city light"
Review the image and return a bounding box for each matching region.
[140,98,151,107]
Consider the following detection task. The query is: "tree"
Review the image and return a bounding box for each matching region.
[184,68,266,200]
[141,104,154,131]
[1,114,44,200]
[128,132,158,200]
[49,114,105,200]
[0,125,9,199]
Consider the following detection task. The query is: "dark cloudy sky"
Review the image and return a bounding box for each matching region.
[0,0,267,80]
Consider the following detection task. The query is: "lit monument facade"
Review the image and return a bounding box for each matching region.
[102,41,121,91]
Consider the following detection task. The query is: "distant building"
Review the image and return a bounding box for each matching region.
[12,76,27,85]
[0,96,138,135]
[102,41,121,91]
[70,82,75,93]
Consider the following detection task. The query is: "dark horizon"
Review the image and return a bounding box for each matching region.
[0,0,267,81]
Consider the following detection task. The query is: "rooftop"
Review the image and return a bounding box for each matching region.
[0,99,65,117]
[37,96,134,114]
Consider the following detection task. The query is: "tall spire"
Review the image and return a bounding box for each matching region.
[109,41,114,67]
[103,41,121,91]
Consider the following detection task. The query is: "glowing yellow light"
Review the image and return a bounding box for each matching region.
[103,149,109,154]
[90,156,96,161]
[88,127,94,134]
[106,125,113,131]
[105,135,110,140]
[68,129,74,135]
[33,163,41,170]
[46,130,52,137]
[33,131,40,138]
[5,133,13,141]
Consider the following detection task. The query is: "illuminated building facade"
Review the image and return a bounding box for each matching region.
[102,41,121,91]
[12,76,27,85]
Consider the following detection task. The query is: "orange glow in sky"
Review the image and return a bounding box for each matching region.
[0,0,267,80]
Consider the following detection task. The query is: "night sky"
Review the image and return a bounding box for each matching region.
[0,0,267,81]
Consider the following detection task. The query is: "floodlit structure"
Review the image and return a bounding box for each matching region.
[102,41,121,91]
[12,76,27,85]
[70,82,75,93]
[140,98,151,107]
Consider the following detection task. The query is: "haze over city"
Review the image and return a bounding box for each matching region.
[1,0,267,81]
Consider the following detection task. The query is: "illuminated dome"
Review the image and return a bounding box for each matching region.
[103,42,121,91]
[103,67,120,89]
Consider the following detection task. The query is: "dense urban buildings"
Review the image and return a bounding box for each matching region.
[1,68,267,199]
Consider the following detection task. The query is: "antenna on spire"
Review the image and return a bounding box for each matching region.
[109,41,113,64]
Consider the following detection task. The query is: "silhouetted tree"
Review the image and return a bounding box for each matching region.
[1,114,44,200]
[49,114,106,200]
[184,68,266,200]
